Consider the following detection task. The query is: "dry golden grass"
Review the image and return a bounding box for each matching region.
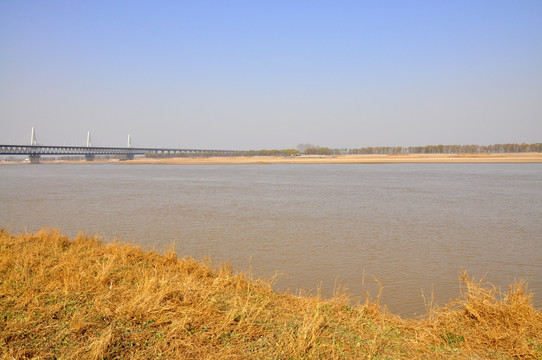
[1,228,541,359]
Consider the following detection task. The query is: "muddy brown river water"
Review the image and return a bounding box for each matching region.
[1,163,541,316]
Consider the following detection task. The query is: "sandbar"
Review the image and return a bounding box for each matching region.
[4,152,540,165]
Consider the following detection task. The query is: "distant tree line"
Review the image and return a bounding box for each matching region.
[298,142,542,155]
[303,147,342,155]
[243,149,299,157]
[145,151,245,158]
[350,143,542,155]
[296,143,347,155]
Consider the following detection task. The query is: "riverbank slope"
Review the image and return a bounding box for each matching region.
[1,229,541,359]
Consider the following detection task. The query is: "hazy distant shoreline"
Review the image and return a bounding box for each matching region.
[2,153,542,165]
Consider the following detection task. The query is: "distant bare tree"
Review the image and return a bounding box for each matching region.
[297,143,315,154]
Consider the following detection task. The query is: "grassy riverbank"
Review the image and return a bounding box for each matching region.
[1,229,541,359]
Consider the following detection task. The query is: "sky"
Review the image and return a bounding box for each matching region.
[1,1,541,150]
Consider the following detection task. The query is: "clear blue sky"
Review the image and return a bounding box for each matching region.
[1,1,541,149]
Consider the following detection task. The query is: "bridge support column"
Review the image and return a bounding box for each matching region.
[125,153,134,160]
[85,154,95,161]
[28,154,40,164]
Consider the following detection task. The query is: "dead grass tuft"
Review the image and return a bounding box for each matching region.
[417,271,542,358]
[1,229,540,359]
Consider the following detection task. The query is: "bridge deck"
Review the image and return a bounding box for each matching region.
[0,145,236,156]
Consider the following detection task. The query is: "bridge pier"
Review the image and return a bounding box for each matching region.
[28,154,41,164]
[125,153,134,160]
[85,154,95,161]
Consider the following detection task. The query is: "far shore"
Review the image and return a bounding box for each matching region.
[2,152,542,165]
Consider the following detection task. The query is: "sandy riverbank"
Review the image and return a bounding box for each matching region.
[2,153,542,165]
[129,153,542,164]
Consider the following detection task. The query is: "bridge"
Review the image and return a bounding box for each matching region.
[0,128,238,163]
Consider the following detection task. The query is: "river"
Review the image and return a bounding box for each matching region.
[1,162,541,316]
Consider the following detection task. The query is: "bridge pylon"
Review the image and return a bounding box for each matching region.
[85,131,95,161]
[31,127,37,145]
[125,134,134,160]
[28,127,40,163]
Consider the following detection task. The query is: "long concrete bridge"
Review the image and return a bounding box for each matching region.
[0,128,238,163]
